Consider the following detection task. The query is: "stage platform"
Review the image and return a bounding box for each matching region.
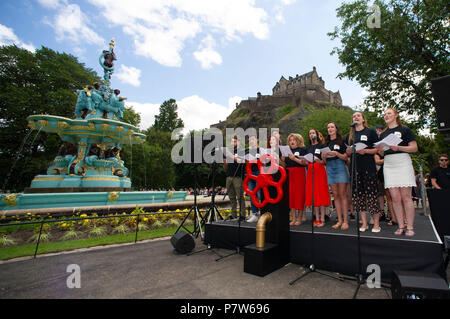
[204,213,446,283]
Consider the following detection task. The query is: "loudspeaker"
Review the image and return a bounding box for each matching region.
[171,231,195,254]
[431,75,450,132]
[391,270,450,299]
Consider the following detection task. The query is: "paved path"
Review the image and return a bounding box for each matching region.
[0,236,394,299]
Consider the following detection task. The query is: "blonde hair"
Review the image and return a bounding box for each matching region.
[287,133,305,147]
[348,111,368,144]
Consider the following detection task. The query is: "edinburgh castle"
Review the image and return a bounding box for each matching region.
[212,67,344,133]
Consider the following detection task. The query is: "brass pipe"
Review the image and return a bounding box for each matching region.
[255,212,272,248]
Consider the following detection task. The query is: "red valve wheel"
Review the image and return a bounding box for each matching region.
[243,154,286,208]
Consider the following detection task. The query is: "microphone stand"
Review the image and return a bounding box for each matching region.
[187,160,224,257]
[290,138,343,285]
[340,124,377,298]
[174,163,204,240]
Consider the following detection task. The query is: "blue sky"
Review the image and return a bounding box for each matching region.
[0,0,368,132]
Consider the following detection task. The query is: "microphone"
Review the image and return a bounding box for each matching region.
[312,134,317,141]
[350,121,359,127]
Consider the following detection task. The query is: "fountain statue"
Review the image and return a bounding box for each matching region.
[26,39,145,192]
[0,40,187,211]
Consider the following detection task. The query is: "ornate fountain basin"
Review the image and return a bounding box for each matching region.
[27,115,145,145]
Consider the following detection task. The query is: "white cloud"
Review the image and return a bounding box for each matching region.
[129,95,235,132]
[228,96,243,108]
[125,18,201,67]
[115,65,141,87]
[125,101,160,130]
[177,95,235,133]
[86,0,288,68]
[0,24,35,51]
[37,0,295,68]
[193,35,222,69]
[38,0,104,50]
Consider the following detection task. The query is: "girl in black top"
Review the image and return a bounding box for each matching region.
[323,122,350,230]
[282,133,308,226]
[345,111,381,233]
[305,129,330,227]
[377,108,418,236]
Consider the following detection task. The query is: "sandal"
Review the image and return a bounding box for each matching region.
[332,222,342,229]
[340,222,349,231]
[394,228,405,235]
[359,226,369,232]
[405,229,415,237]
[294,220,302,226]
[316,221,325,227]
[290,219,296,226]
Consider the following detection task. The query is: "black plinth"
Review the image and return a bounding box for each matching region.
[244,243,285,277]
[242,171,290,277]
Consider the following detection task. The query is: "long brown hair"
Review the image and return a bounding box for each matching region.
[308,128,324,145]
[326,122,343,145]
[348,111,368,144]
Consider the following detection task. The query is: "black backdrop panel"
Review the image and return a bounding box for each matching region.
[427,189,450,242]
[431,75,450,132]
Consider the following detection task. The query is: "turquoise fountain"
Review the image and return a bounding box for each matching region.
[1,40,186,211]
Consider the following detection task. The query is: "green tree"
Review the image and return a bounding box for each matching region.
[122,105,141,127]
[298,106,355,141]
[0,45,100,192]
[328,0,450,128]
[153,99,184,132]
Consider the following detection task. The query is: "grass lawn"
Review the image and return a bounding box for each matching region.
[0,226,195,261]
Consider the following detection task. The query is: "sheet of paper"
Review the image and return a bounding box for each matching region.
[374,133,403,151]
[346,143,368,151]
[319,146,336,158]
[279,145,293,157]
[298,153,315,163]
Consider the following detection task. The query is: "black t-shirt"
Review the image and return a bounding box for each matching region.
[326,139,347,162]
[306,143,326,161]
[284,147,308,168]
[345,127,378,173]
[246,147,262,174]
[379,125,416,156]
[225,148,245,177]
[430,166,450,189]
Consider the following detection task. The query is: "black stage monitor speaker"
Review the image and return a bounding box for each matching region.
[431,75,450,132]
[171,231,195,254]
[391,270,450,299]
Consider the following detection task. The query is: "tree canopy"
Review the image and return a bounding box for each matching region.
[328,0,450,128]
[0,45,100,192]
[153,98,184,132]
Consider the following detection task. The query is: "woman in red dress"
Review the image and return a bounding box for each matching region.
[305,129,330,227]
[282,133,308,226]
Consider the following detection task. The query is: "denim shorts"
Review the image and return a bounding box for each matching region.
[326,159,350,184]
